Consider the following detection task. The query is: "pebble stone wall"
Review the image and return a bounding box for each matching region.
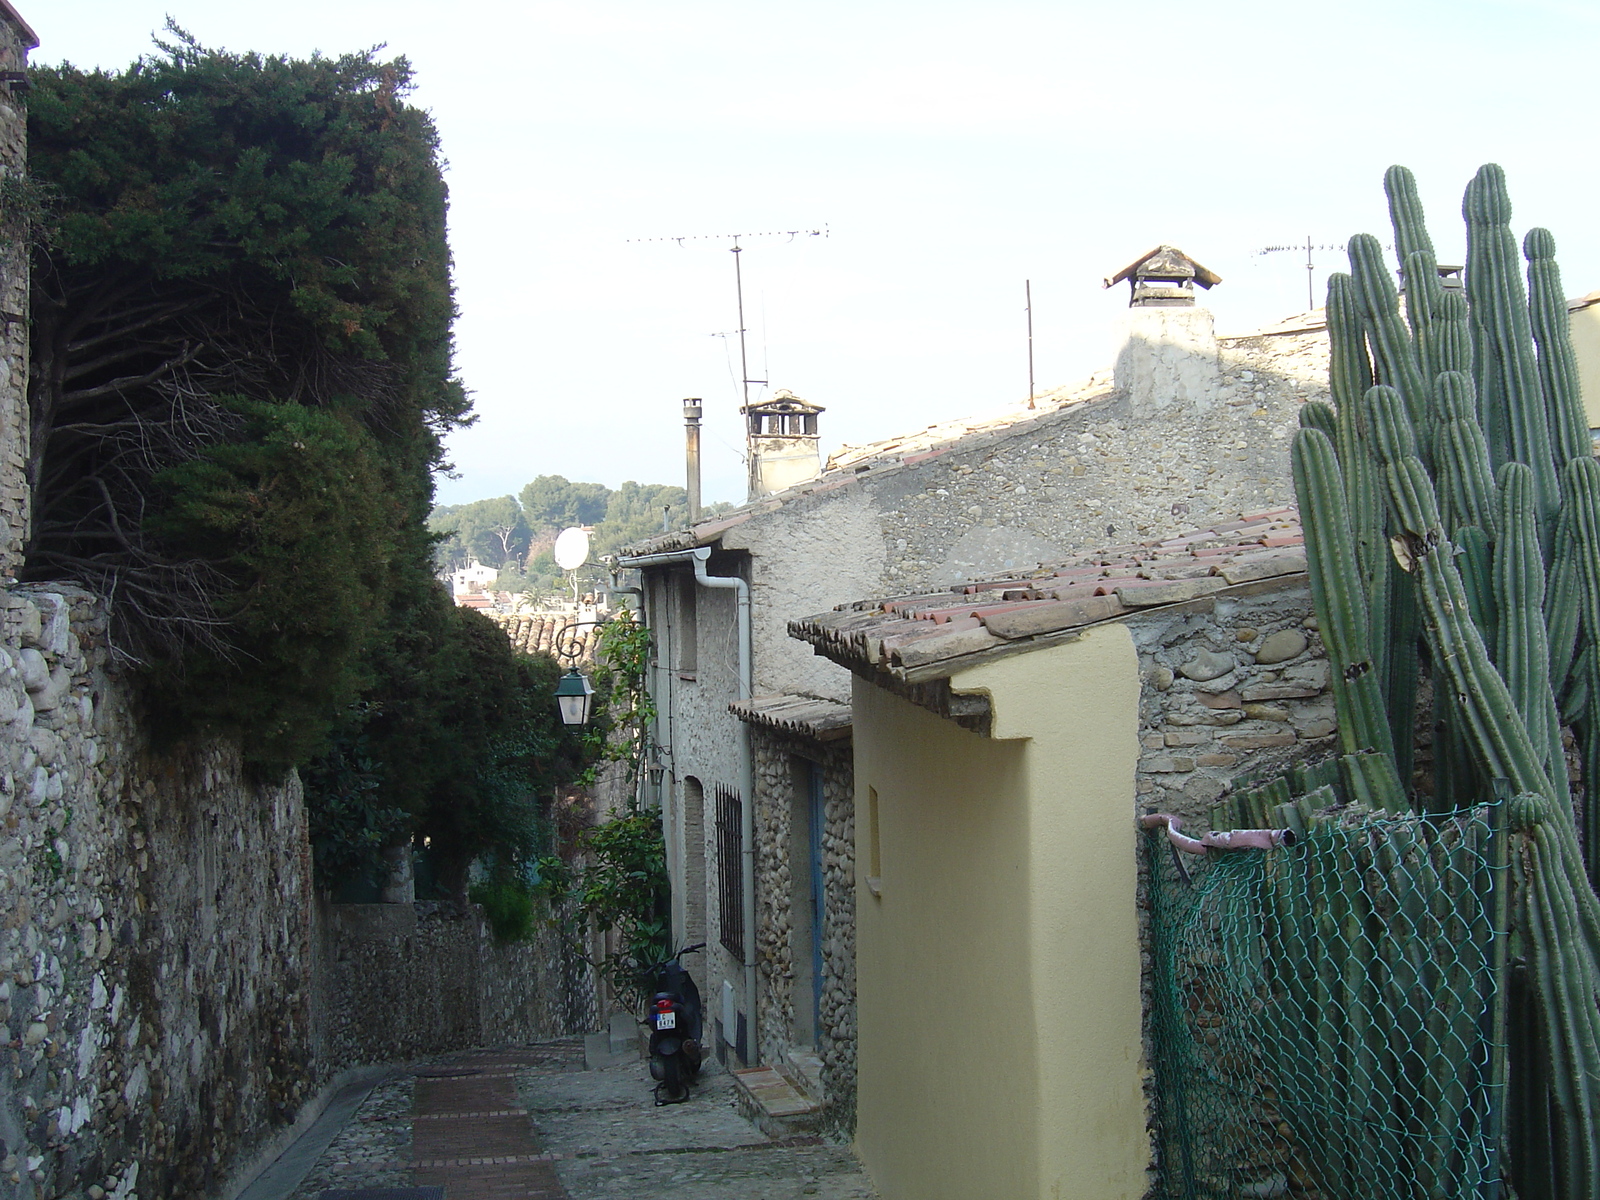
[0,12,31,577]
[313,900,589,1069]
[0,586,317,1200]
[749,728,857,1137]
[1126,580,1333,825]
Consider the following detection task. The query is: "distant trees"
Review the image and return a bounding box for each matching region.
[430,495,531,571]
[430,476,727,594]
[520,474,610,531]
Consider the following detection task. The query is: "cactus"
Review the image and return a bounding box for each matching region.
[1525,227,1590,467]
[1256,165,1600,1199]
[1495,463,1561,778]
[1463,164,1560,531]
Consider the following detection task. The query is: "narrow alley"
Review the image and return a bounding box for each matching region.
[255,1040,877,1200]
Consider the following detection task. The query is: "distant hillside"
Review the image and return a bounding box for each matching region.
[431,474,731,594]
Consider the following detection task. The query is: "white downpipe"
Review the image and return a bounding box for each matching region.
[615,544,757,1060]
[690,547,757,1062]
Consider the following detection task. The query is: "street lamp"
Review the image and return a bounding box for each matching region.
[554,666,596,727]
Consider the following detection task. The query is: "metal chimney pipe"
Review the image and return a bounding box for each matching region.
[683,397,703,524]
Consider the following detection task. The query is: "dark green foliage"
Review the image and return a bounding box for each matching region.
[299,581,591,892]
[301,705,408,889]
[469,878,538,944]
[141,399,397,764]
[25,26,466,763]
[367,590,585,892]
[539,809,670,1008]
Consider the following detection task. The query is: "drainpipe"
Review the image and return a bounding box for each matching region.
[614,543,756,1060]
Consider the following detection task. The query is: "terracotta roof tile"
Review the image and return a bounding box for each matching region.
[730,694,853,741]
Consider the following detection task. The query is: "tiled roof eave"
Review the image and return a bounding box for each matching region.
[729,694,853,741]
[799,571,1310,687]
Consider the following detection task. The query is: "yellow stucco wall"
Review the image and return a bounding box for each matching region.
[1570,302,1600,431]
[852,625,1148,1200]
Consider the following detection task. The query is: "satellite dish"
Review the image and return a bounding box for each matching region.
[553,527,591,571]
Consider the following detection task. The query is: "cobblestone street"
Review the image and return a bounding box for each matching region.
[273,1039,877,1200]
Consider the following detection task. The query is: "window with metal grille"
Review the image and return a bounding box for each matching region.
[715,784,744,962]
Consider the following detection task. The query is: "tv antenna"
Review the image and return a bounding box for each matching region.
[1255,237,1360,312]
[628,227,828,407]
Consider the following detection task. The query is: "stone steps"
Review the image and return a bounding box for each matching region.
[731,1061,825,1138]
[582,1011,641,1069]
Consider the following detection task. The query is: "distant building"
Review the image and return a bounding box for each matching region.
[447,560,497,597]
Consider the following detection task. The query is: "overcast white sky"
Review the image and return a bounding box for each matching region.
[31,0,1600,507]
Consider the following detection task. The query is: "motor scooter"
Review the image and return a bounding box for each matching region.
[644,942,705,1104]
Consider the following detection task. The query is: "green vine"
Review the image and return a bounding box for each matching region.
[0,170,53,245]
[537,809,669,1009]
[535,607,670,1006]
[586,611,656,804]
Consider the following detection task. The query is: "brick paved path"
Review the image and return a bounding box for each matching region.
[411,1047,581,1199]
[283,1038,875,1199]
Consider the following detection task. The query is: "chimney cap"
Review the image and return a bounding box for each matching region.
[1103,245,1221,291]
[740,388,825,417]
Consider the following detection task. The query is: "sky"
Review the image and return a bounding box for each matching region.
[28,0,1600,507]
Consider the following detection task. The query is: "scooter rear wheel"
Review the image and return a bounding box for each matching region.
[653,1054,688,1105]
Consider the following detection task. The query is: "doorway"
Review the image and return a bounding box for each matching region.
[789,757,827,1045]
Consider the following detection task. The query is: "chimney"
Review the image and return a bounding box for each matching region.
[741,390,824,500]
[1105,245,1222,418]
[683,397,702,524]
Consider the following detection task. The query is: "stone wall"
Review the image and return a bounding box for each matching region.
[0,11,32,578]
[1125,579,1332,826]
[749,728,856,1135]
[0,584,595,1200]
[314,900,588,1069]
[1123,578,1336,1188]
[1,586,317,1200]
[867,322,1328,589]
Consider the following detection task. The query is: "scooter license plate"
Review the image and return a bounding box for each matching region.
[655,1011,676,1030]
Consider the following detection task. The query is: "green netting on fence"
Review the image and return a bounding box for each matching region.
[1147,804,1509,1200]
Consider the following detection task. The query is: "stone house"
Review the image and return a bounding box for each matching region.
[789,510,1326,1200]
[615,301,1334,1131]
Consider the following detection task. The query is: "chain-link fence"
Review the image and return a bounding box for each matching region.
[1146,801,1508,1200]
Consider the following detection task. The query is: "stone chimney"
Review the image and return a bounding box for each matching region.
[1105,246,1223,419]
[742,390,824,499]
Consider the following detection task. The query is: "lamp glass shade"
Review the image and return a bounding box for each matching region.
[554,668,595,726]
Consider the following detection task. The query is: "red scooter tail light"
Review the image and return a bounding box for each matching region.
[655,998,674,1013]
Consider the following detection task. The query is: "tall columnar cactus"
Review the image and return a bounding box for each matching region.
[1284,164,1600,1199]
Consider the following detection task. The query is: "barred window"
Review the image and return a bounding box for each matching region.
[715,784,744,962]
